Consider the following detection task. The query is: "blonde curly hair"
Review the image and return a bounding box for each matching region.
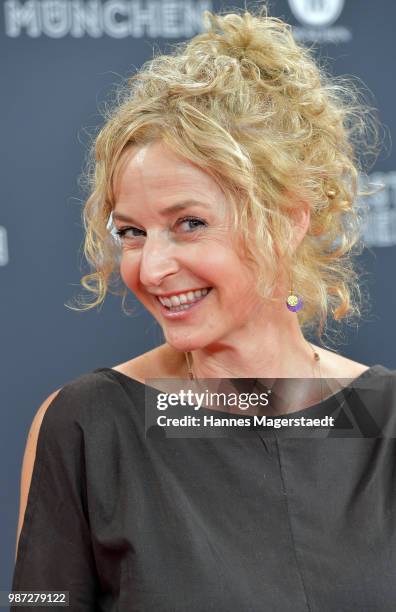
[68,3,381,342]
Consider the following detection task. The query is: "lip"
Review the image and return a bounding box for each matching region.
[156,288,212,319]
[154,287,212,298]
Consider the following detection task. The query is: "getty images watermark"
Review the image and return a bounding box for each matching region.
[153,384,335,430]
[141,377,392,439]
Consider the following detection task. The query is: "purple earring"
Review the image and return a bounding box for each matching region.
[286,294,303,312]
[286,278,303,312]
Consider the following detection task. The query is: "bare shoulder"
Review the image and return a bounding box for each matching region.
[313,345,370,379]
[15,387,63,561]
[111,353,152,384]
[111,343,184,383]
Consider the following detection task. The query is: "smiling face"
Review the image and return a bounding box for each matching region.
[112,139,272,352]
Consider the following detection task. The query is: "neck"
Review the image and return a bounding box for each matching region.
[170,320,324,380]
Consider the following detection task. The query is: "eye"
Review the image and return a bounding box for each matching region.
[113,226,144,239]
[113,216,207,241]
[177,216,207,232]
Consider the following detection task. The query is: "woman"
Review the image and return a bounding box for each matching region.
[12,5,396,611]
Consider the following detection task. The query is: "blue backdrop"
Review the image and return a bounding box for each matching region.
[2,0,395,590]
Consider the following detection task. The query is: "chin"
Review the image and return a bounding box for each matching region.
[163,334,204,353]
[165,337,195,352]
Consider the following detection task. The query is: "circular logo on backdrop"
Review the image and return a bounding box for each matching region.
[288,0,345,27]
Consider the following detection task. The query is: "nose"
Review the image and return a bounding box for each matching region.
[139,233,180,287]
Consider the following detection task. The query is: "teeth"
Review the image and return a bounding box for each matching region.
[159,287,210,308]
[167,303,194,312]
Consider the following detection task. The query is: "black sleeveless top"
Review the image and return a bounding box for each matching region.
[11,364,396,611]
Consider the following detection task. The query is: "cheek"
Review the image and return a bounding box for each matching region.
[204,248,258,302]
[119,254,140,291]
[228,258,261,308]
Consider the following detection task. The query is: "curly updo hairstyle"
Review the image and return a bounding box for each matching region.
[69,3,381,342]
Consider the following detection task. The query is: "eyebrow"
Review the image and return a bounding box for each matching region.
[112,199,211,223]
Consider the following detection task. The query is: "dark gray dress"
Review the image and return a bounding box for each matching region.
[11,364,396,611]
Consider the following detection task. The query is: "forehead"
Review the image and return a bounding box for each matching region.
[112,141,226,206]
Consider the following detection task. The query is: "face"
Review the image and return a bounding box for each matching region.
[112,140,270,352]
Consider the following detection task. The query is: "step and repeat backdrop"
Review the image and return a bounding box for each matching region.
[1,0,395,588]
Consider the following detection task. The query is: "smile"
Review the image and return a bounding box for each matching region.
[156,288,213,319]
[157,287,212,308]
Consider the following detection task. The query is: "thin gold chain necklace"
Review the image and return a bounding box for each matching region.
[184,342,324,402]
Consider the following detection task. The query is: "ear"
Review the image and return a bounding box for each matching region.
[288,200,310,253]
